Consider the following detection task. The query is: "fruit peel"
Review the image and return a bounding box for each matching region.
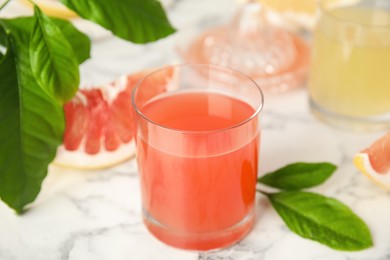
[354,153,390,190]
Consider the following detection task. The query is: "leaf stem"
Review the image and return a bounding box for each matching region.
[0,0,12,12]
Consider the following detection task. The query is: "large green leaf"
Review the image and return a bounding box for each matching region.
[59,0,176,43]
[2,16,90,65]
[0,25,5,57]
[30,6,79,103]
[0,27,5,46]
[258,162,337,190]
[0,18,64,213]
[51,17,91,64]
[267,191,373,251]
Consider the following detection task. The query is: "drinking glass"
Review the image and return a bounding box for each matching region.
[309,0,390,131]
[132,64,264,251]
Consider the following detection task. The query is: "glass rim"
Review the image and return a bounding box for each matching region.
[319,0,390,29]
[132,63,264,135]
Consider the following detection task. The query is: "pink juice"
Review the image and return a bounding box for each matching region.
[136,90,260,250]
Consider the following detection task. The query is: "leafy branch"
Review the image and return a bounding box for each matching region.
[0,0,176,213]
[258,162,373,251]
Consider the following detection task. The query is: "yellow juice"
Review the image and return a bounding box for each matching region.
[309,7,390,118]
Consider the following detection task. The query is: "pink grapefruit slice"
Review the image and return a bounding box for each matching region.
[53,67,177,170]
[354,131,390,189]
[63,92,88,151]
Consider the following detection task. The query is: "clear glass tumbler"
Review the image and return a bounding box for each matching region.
[309,0,390,131]
[132,64,264,251]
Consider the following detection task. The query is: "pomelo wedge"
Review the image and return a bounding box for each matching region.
[53,67,177,170]
[354,131,390,189]
[63,92,88,151]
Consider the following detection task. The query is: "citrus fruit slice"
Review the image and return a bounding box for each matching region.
[82,89,109,155]
[20,0,77,19]
[354,131,390,189]
[63,92,88,151]
[53,67,177,170]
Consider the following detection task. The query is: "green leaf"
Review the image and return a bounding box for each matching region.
[0,30,6,58]
[0,26,5,46]
[59,0,176,43]
[30,5,80,103]
[267,191,373,251]
[0,25,5,59]
[0,25,4,57]
[2,16,90,64]
[51,17,91,64]
[0,18,64,213]
[259,162,337,190]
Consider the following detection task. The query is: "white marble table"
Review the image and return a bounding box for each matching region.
[1,1,390,260]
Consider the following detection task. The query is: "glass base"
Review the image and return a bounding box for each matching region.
[310,99,390,132]
[143,208,255,251]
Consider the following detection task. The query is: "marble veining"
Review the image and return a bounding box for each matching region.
[1,0,390,259]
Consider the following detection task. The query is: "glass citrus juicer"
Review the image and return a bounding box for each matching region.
[179,0,311,93]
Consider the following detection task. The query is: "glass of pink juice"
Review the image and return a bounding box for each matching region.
[132,64,264,251]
